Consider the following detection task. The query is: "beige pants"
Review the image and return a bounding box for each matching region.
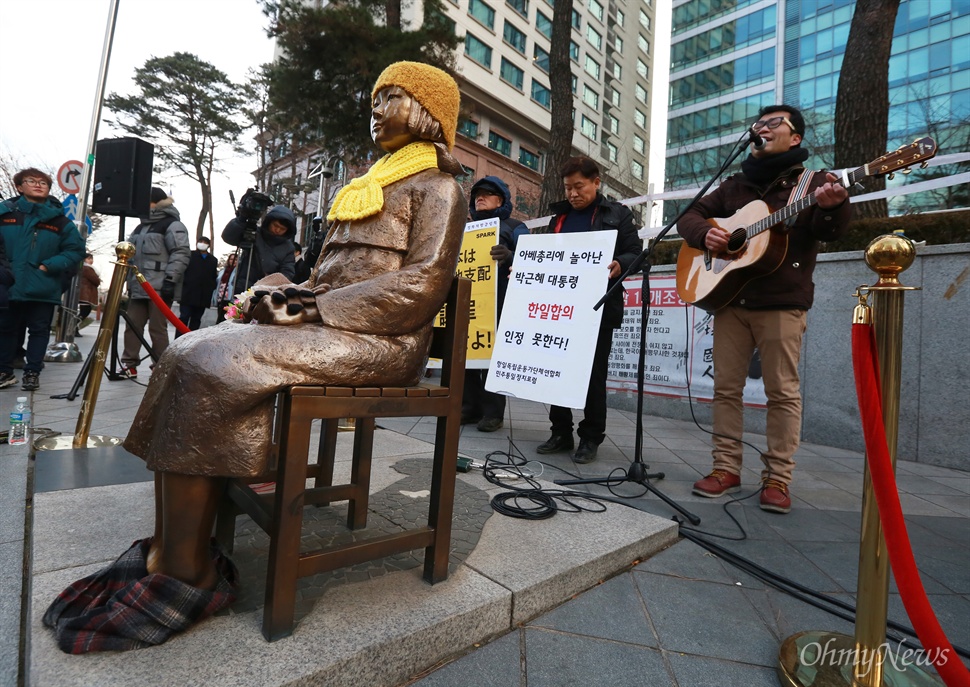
[122,298,171,368]
[710,306,807,486]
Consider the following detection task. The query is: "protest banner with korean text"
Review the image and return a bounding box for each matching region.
[434,218,499,369]
[486,231,616,408]
[607,274,767,407]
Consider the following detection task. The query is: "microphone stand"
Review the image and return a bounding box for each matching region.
[555,131,756,526]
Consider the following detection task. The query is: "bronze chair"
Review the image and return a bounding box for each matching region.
[216,277,471,640]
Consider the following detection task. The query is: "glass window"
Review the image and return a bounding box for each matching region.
[634,109,646,129]
[589,0,604,22]
[570,40,580,61]
[572,9,582,29]
[633,135,645,154]
[581,115,597,139]
[583,84,599,109]
[506,0,527,18]
[616,9,625,26]
[607,142,618,162]
[632,160,644,179]
[584,55,601,79]
[468,0,495,29]
[459,119,480,138]
[504,21,526,53]
[614,35,624,52]
[638,34,650,54]
[536,11,552,39]
[571,74,578,93]
[587,26,602,50]
[519,147,540,170]
[612,61,622,79]
[610,88,621,106]
[640,9,651,30]
[534,44,550,73]
[608,113,619,134]
[500,57,524,90]
[464,33,492,68]
[531,79,551,108]
[488,131,512,156]
[637,58,648,79]
[636,83,648,103]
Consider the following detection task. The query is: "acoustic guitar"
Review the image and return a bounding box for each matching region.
[675,137,938,311]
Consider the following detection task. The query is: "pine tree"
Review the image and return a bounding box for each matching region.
[105,52,246,239]
[260,0,459,163]
[538,3,576,215]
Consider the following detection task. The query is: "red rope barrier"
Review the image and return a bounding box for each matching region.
[136,277,190,335]
[852,322,970,687]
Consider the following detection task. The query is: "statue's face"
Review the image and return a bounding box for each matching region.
[371,86,416,153]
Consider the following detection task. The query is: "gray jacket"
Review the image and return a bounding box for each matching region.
[125,198,191,299]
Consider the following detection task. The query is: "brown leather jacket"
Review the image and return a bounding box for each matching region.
[677,165,851,310]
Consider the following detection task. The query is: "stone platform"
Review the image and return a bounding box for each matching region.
[29,429,677,687]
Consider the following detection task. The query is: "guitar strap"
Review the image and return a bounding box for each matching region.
[783,169,816,229]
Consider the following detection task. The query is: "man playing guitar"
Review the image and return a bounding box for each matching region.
[678,105,850,514]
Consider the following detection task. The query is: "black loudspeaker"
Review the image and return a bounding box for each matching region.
[92,137,154,217]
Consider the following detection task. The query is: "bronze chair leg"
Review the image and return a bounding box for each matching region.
[424,411,459,584]
[313,418,339,506]
[347,417,375,530]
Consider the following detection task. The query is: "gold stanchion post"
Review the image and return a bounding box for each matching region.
[73,242,135,449]
[777,233,941,687]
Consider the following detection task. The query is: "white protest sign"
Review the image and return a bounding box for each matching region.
[485,230,616,408]
[606,274,767,407]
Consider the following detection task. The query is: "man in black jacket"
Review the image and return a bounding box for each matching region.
[534,157,643,463]
[461,175,529,433]
[177,236,218,334]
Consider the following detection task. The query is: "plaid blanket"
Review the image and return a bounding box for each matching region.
[43,538,238,653]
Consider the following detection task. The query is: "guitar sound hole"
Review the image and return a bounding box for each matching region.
[726,230,747,254]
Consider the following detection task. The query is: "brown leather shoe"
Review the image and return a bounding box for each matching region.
[692,469,741,497]
[760,479,792,514]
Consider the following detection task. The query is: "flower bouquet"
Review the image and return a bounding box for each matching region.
[224,289,255,322]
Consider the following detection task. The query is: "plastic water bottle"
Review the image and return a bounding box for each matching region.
[9,397,30,446]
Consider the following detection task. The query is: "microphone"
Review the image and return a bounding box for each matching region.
[748,127,766,150]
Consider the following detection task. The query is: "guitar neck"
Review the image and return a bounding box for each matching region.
[747,165,865,238]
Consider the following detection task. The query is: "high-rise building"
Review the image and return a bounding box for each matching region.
[443,0,659,214]
[665,0,969,217]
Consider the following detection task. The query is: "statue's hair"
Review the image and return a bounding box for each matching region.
[406,100,463,176]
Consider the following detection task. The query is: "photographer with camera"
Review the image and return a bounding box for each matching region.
[222,190,296,296]
[121,187,190,378]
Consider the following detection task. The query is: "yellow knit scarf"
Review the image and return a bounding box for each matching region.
[327,141,439,222]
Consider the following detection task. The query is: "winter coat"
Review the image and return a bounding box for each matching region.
[0,195,85,304]
[79,264,101,305]
[677,165,851,310]
[124,198,191,300]
[468,176,529,312]
[222,205,297,294]
[179,250,219,308]
[0,236,13,309]
[538,193,642,329]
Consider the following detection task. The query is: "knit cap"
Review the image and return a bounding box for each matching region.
[372,62,460,150]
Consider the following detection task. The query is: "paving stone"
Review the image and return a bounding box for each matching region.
[666,651,781,687]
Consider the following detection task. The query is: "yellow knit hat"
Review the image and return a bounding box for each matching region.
[372,61,460,150]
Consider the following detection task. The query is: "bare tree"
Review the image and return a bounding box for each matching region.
[834,0,902,218]
[537,3,575,215]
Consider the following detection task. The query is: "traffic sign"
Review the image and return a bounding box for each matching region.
[57,160,83,195]
[62,194,94,232]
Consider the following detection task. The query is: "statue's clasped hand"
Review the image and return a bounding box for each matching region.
[248,283,331,325]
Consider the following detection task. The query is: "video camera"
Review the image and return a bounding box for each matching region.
[234,188,273,224]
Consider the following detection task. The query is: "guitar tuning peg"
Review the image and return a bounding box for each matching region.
[901,167,912,175]
[853,182,865,192]
[888,172,895,180]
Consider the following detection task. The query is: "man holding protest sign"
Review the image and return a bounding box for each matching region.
[461,176,529,432]
[533,157,642,463]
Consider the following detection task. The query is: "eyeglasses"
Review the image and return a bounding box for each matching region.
[752,116,796,133]
[20,178,50,187]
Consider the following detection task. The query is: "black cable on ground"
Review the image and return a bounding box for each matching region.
[679,524,970,661]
